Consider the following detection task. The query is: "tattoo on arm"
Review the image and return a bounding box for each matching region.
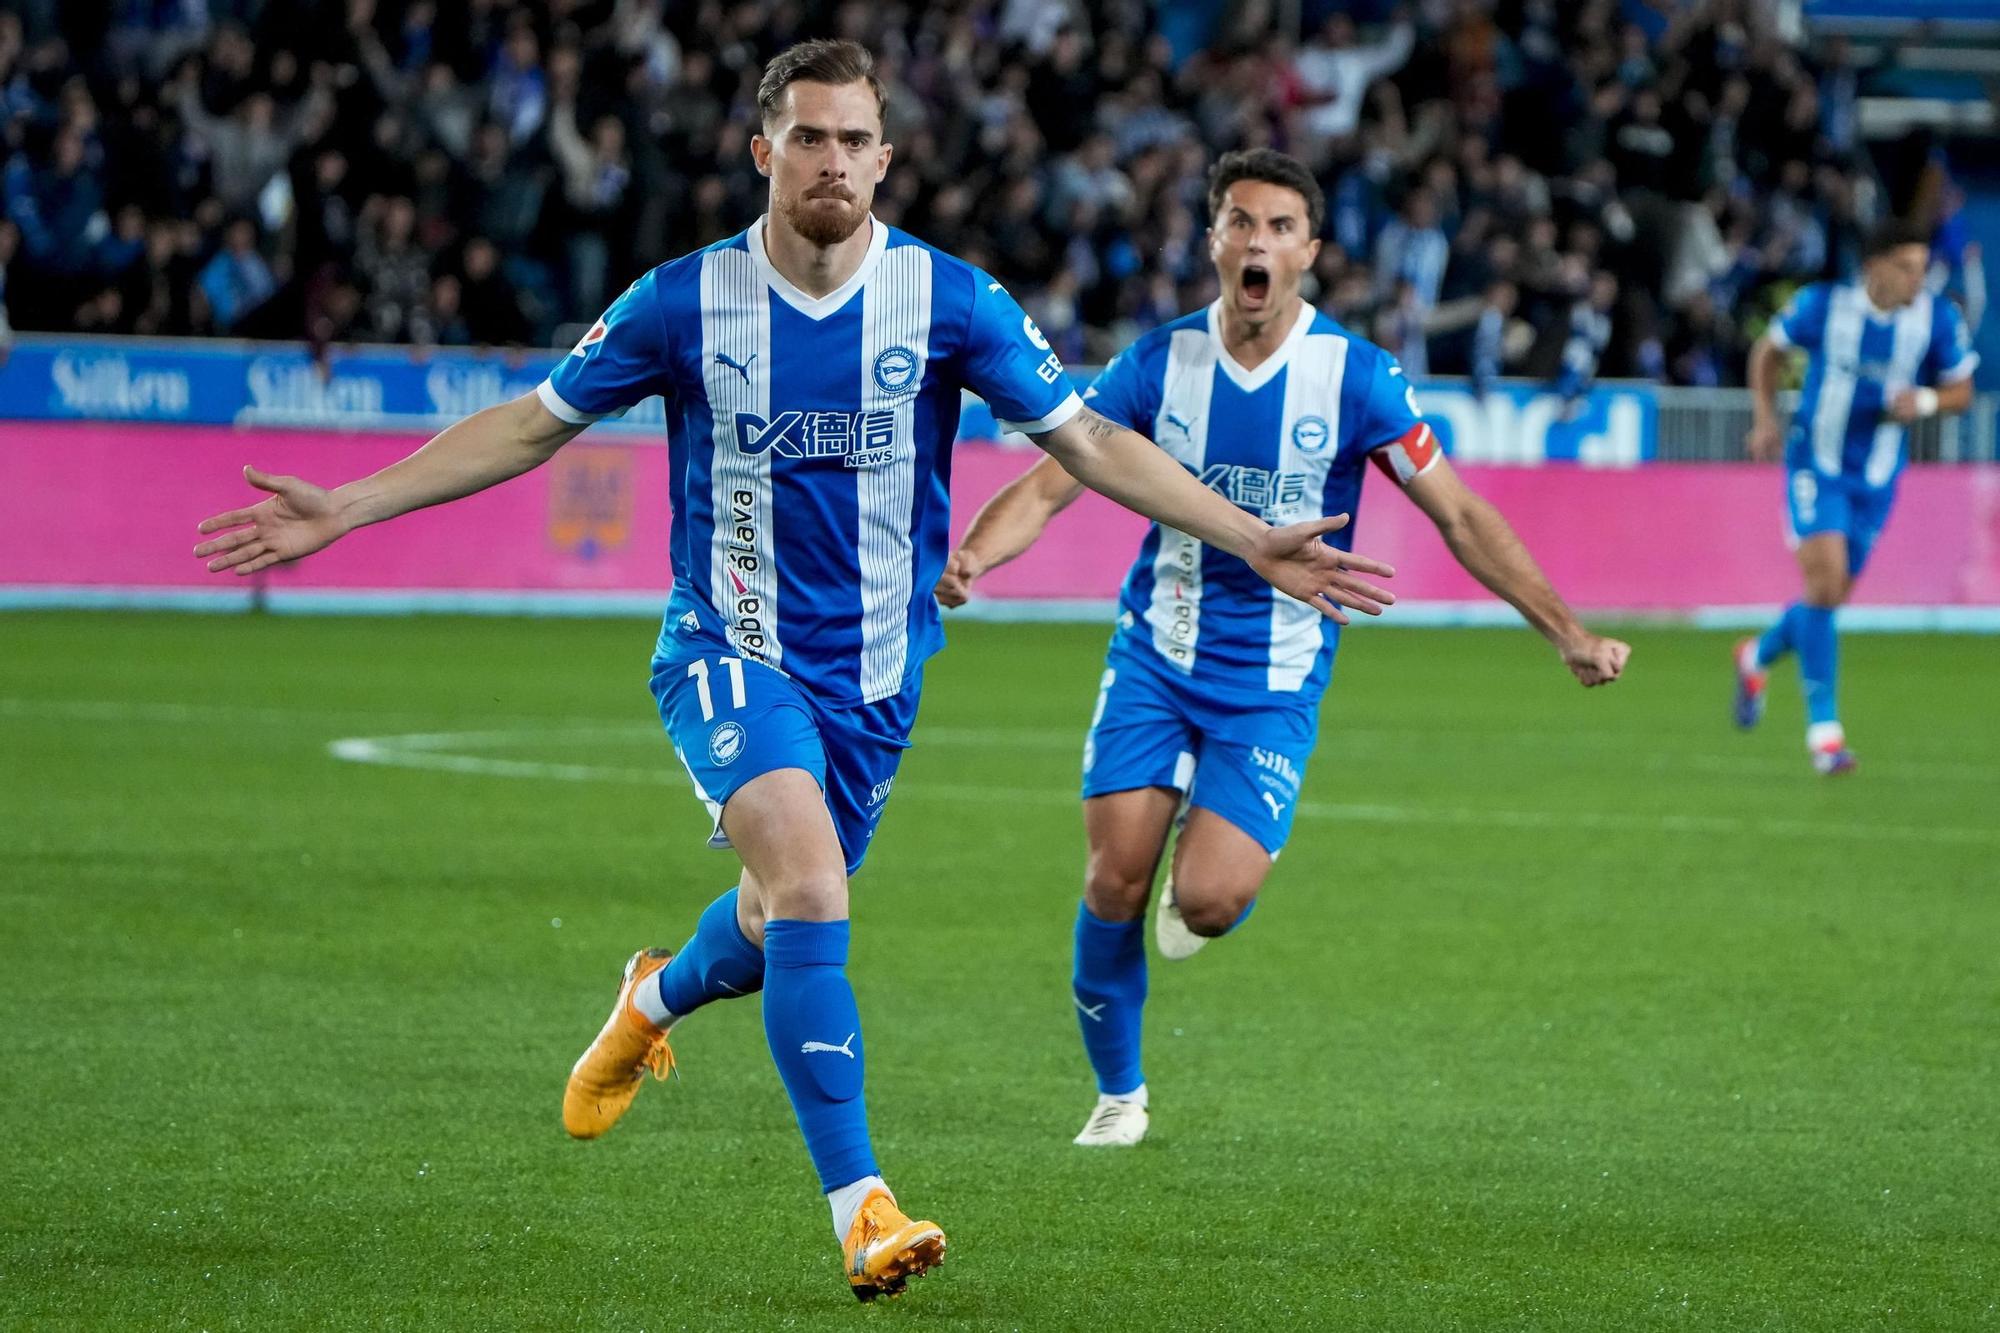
[1077,408,1122,442]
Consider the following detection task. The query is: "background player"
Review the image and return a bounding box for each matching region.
[190,45,1397,1299]
[937,149,1630,1148]
[1737,219,1979,774]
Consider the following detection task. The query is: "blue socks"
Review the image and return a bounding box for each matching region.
[763,919,877,1193]
[1073,901,1147,1097]
[1756,602,1808,668]
[1796,604,1839,725]
[1758,602,1840,727]
[655,887,766,1020]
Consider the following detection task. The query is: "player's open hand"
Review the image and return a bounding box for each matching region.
[193,465,348,575]
[1247,513,1395,625]
[1559,632,1629,686]
[935,548,983,609]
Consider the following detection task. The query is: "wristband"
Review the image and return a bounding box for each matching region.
[1913,387,1940,418]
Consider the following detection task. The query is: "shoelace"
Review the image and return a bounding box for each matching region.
[642,1032,677,1081]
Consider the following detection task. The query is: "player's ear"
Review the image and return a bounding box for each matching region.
[874,141,892,181]
[1305,237,1321,266]
[750,132,773,177]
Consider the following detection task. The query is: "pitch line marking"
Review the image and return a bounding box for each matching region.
[320,727,2000,848]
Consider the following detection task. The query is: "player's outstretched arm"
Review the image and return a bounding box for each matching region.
[1401,454,1629,686]
[193,392,585,576]
[1032,407,1395,623]
[936,454,1085,607]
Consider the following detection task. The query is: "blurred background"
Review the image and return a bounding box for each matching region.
[0,0,1995,611]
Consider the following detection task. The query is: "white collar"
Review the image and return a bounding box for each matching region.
[1206,299,1316,392]
[747,214,887,320]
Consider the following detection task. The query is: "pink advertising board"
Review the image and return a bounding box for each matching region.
[4,422,1999,612]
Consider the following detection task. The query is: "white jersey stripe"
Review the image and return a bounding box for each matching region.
[1146,329,1218,674]
[857,246,932,702]
[1813,286,1863,476]
[1866,293,1933,488]
[700,249,780,670]
[1268,334,1348,692]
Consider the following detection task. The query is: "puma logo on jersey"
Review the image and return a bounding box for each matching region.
[714,351,757,383]
[1165,410,1195,434]
[800,1033,857,1058]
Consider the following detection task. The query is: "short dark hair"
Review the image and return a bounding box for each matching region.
[756,39,887,132]
[1206,148,1326,237]
[1865,217,1932,260]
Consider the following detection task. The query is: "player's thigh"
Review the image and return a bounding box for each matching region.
[728,771,851,931]
[1170,807,1278,932]
[1794,531,1851,606]
[652,648,847,922]
[1786,469,1852,604]
[1081,787,1181,919]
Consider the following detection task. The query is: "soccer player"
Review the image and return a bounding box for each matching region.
[190,44,1398,1299]
[1737,219,1979,774]
[936,149,1630,1148]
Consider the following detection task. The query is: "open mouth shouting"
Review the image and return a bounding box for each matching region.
[1239,263,1272,309]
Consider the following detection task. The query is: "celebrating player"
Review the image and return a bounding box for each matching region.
[937,149,1629,1148]
[1736,219,1979,773]
[190,44,1397,1300]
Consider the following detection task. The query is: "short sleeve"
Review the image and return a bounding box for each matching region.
[539,272,675,424]
[1924,296,1980,385]
[961,272,1082,435]
[1357,351,1440,485]
[1081,344,1159,434]
[1767,283,1829,353]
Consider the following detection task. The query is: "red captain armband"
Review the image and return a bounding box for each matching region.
[1369,422,1441,485]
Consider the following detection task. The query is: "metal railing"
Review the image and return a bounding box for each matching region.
[1653,387,1999,463]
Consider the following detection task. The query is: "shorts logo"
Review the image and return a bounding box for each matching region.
[872,345,920,396]
[867,777,895,807]
[708,720,747,766]
[1292,415,1331,454]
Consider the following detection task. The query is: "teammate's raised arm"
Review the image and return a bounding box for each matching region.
[193,391,584,575]
[1032,407,1395,624]
[936,454,1083,608]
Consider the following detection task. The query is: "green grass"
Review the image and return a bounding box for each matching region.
[2,612,1996,1331]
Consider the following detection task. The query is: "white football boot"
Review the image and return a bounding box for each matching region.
[1073,1092,1149,1147]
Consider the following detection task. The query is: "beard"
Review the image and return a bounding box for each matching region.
[775,185,868,246]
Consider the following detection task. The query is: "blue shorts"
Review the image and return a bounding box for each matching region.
[1786,468,1896,576]
[1080,642,1318,857]
[651,638,918,877]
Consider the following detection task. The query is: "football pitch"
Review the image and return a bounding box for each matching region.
[3,611,1995,1331]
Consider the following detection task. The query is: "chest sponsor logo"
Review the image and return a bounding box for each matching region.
[733,409,900,468]
[1199,463,1314,519]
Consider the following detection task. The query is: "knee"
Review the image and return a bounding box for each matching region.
[1084,857,1153,922]
[1175,883,1255,937]
[755,869,849,924]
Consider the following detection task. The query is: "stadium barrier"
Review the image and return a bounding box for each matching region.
[5,420,1999,630]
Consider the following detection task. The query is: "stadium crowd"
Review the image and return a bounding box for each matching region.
[0,0,1975,389]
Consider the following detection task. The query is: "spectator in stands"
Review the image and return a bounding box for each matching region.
[197,216,276,333]
[1373,187,1448,311]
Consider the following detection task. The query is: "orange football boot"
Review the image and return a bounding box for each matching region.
[843,1188,946,1302]
[562,948,677,1139]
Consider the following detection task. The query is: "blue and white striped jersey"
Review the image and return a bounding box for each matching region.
[539,217,1080,707]
[1086,301,1438,702]
[1769,281,1978,487]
